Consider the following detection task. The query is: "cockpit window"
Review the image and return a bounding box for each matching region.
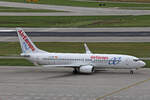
[133,59,141,62]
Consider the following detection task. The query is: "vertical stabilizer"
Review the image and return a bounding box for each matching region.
[16,28,41,53]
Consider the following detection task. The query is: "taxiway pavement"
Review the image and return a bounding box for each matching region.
[1,27,150,32]
[0,66,150,100]
[1,27,150,37]
[1,36,150,42]
[1,28,150,42]
[1,1,150,16]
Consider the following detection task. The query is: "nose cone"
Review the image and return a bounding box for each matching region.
[139,61,146,67]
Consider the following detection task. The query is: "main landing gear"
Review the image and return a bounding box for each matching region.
[73,68,79,74]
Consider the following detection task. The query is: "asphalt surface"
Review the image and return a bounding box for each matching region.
[1,31,150,36]
[1,27,150,32]
[1,28,150,42]
[0,66,150,100]
[1,1,150,16]
[1,36,150,42]
[1,27,150,36]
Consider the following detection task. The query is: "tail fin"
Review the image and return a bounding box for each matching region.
[16,28,42,53]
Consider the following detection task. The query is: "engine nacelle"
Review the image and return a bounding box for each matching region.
[80,65,95,73]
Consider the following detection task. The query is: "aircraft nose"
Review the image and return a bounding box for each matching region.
[139,61,146,67]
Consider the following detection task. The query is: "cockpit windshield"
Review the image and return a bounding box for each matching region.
[133,59,141,62]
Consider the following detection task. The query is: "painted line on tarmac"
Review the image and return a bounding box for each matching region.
[96,77,150,100]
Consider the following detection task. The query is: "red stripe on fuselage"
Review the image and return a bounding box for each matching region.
[91,56,108,60]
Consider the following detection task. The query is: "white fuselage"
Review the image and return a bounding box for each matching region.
[26,53,145,69]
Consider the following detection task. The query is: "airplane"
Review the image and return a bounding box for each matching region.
[16,28,146,74]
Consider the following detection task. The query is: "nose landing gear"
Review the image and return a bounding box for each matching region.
[130,69,137,74]
[130,70,134,74]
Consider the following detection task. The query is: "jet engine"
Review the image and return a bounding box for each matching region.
[80,65,95,73]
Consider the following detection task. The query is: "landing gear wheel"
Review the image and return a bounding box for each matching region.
[92,67,95,73]
[73,68,79,74]
[130,70,134,74]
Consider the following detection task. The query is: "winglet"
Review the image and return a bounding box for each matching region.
[84,43,92,54]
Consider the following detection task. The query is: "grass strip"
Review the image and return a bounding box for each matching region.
[0,6,62,12]
[0,59,34,66]
[1,16,150,27]
[0,42,150,57]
